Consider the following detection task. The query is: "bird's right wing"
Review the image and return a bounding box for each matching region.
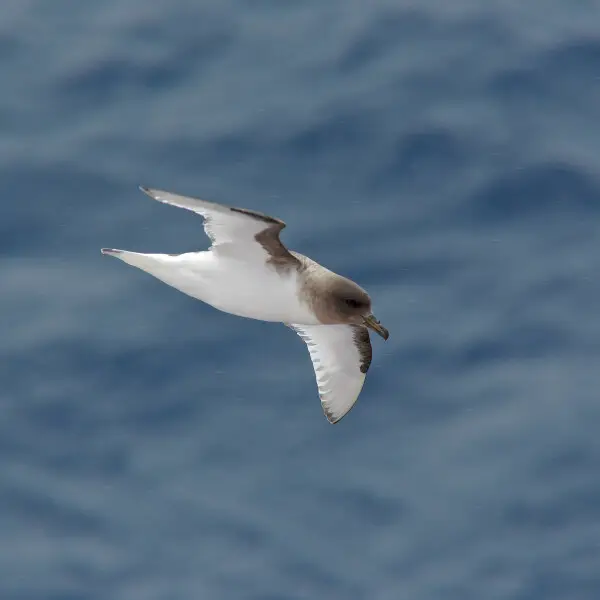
[289,324,373,424]
[140,187,297,267]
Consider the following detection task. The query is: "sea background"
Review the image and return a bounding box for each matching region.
[2,1,600,599]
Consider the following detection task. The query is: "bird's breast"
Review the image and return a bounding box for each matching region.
[183,254,320,324]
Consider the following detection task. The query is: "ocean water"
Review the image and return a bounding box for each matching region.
[2,1,600,598]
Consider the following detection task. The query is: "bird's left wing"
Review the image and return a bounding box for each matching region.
[289,324,373,424]
[140,187,297,267]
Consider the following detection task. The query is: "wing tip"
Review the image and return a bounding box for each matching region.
[323,404,344,425]
[101,248,123,256]
[322,388,364,425]
[138,185,227,215]
[139,185,159,199]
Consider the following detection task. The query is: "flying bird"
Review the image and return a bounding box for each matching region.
[102,188,389,423]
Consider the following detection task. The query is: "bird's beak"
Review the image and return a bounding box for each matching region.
[363,314,389,340]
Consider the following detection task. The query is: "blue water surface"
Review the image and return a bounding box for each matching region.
[2,1,600,599]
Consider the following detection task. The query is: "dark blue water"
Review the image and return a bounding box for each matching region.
[2,2,600,598]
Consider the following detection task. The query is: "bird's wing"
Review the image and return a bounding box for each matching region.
[289,324,373,424]
[140,187,297,267]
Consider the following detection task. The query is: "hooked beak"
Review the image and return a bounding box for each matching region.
[363,314,389,340]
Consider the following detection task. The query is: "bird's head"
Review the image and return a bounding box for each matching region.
[322,277,389,340]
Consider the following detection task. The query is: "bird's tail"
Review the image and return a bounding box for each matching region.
[100,248,176,273]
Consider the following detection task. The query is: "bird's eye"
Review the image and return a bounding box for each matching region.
[344,298,361,308]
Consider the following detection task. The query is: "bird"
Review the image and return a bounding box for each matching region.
[101,187,389,423]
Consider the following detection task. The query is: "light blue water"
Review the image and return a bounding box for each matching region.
[2,1,600,598]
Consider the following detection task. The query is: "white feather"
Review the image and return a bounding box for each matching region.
[290,324,371,423]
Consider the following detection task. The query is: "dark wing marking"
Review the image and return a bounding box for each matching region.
[352,326,373,374]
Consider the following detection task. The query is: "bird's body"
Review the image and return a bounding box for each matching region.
[112,250,319,324]
[102,187,388,423]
